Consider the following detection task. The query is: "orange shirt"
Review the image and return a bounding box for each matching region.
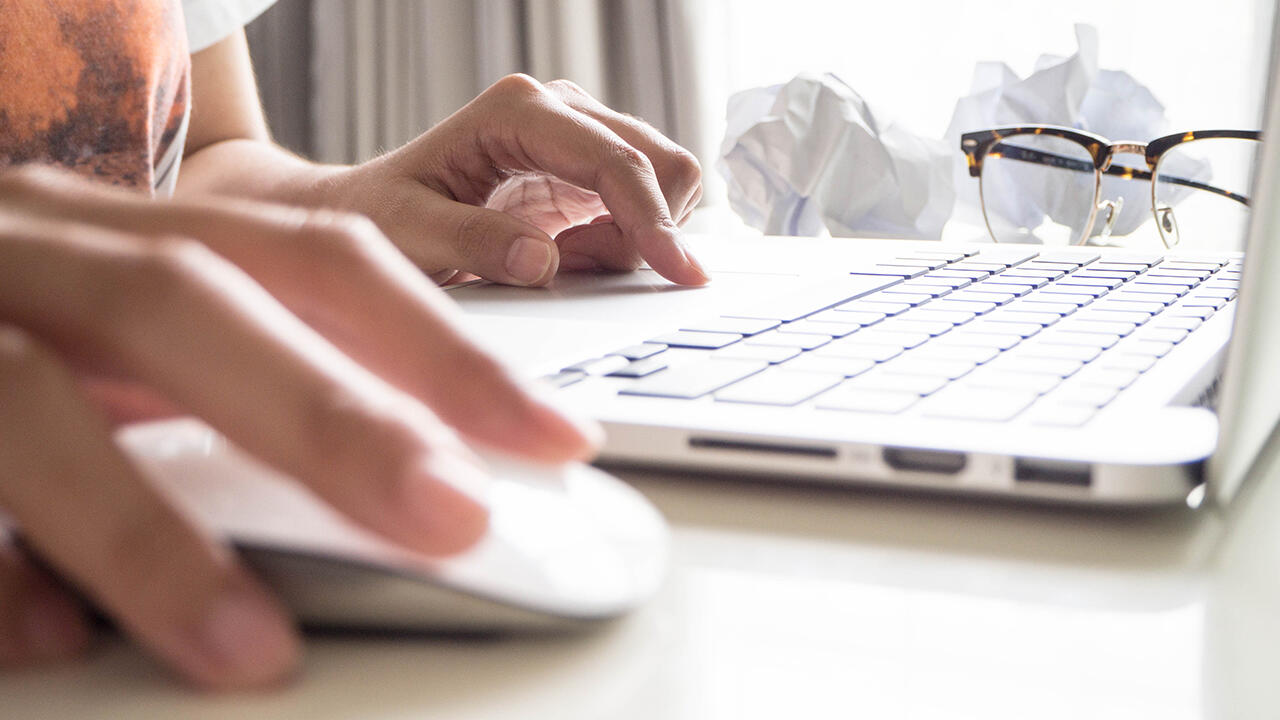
[0,0,191,195]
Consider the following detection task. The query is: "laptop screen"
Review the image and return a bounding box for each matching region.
[1210,0,1280,501]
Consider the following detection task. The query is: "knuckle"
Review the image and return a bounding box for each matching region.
[301,210,386,261]
[545,78,586,97]
[92,239,217,337]
[488,73,544,102]
[666,148,703,187]
[607,143,653,177]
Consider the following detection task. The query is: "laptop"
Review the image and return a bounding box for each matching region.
[447,15,1280,508]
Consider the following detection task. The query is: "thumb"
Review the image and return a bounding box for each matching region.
[432,202,560,286]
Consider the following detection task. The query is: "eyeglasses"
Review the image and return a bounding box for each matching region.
[960,125,1261,249]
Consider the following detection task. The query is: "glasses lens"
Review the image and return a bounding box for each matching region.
[978,134,1097,245]
[1154,137,1259,251]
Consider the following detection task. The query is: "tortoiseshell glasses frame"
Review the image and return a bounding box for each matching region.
[960,125,1261,248]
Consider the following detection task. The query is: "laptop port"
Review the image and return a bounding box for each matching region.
[688,437,837,459]
[1014,458,1092,487]
[882,447,967,474]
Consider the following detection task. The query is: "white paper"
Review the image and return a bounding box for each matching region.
[943,24,1208,241]
[717,72,954,240]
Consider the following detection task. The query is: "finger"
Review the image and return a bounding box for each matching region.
[0,213,490,557]
[5,168,599,465]
[0,326,297,688]
[415,192,562,287]
[413,75,708,285]
[555,222,643,273]
[0,540,92,667]
[545,79,704,222]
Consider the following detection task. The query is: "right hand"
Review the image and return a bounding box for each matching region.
[0,166,599,689]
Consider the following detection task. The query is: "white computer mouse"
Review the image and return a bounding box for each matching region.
[116,419,669,632]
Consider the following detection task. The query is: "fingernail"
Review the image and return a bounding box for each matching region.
[558,252,599,271]
[505,236,553,285]
[21,592,89,660]
[681,246,710,283]
[196,581,297,683]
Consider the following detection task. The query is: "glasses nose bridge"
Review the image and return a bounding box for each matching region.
[1100,141,1150,171]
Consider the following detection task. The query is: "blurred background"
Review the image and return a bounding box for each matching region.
[245,0,1272,213]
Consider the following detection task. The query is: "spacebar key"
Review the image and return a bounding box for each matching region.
[619,359,768,399]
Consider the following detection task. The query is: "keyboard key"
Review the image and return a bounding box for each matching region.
[918,387,1038,422]
[1073,310,1151,326]
[899,308,979,325]
[846,329,932,350]
[816,387,920,414]
[1057,275,1125,290]
[1161,260,1226,271]
[949,289,1021,304]
[1072,270,1135,281]
[1119,339,1176,358]
[988,274,1051,288]
[1167,306,1215,320]
[1050,385,1120,408]
[882,357,977,380]
[813,342,904,363]
[650,330,742,349]
[904,276,971,291]
[681,317,779,335]
[1133,277,1198,291]
[1073,367,1141,389]
[610,343,666,361]
[878,318,955,336]
[979,279,1040,292]
[1021,292,1094,308]
[970,249,1041,266]
[564,355,631,376]
[1057,319,1138,336]
[914,344,1001,364]
[873,291,937,306]
[1004,300,1079,316]
[889,257,947,270]
[713,344,802,364]
[1153,316,1202,332]
[817,309,887,326]
[904,249,975,262]
[1104,252,1166,266]
[929,269,992,282]
[966,320,1043,338]
[1135,327,1190,344]
[1035,330,1121,350]
[989,355,1084,378]
[714,370,843,406]
[745,330,831,350]
[543,370,587,388]
[726,275,899,322]
[1038,285,1110,299]
[619,359,767,399]
[607,357,669,378]
[963,370,1063,395]
[1101,354,1157,373]
[1191,288,1237,301]
[1008,267,1069,280]
[1091,262,1149,273]
[1180,296,1228,310]
[1088,300,1165,316]
[847,372,949,396]
[1023,261,1081,273]
[984,310,1061,327]
[929,299,999,315]
[951,261,1009,273]
[785,355,877,377]
[887,284,954,298]
[1013,342,1101,363]
[842,300,914,316]
[1110,290,1179,306]
[776,319,860,338]
[1146,268,1212,281]
[937,332,1022,350]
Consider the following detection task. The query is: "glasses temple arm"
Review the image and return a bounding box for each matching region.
[991,143,1250,207]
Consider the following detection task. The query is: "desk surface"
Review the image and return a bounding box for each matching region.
[4,429,1279,719]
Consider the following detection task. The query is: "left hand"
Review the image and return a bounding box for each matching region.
[315,75,708,287]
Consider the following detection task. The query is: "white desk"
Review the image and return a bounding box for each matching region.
[4,428,1278,719]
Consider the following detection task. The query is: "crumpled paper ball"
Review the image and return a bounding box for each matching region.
[717,72,955,239]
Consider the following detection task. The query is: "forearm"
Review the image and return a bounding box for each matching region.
[174,138,346,208]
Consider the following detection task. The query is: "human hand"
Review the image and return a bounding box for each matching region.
[319,75,708,287]
[0,167,598,689]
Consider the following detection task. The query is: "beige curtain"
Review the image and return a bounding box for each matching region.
[306,0,711,170]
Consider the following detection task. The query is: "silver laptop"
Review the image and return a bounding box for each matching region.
[449,14,1280,508]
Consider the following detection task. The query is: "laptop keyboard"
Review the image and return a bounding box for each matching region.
[547,247,1243,427]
